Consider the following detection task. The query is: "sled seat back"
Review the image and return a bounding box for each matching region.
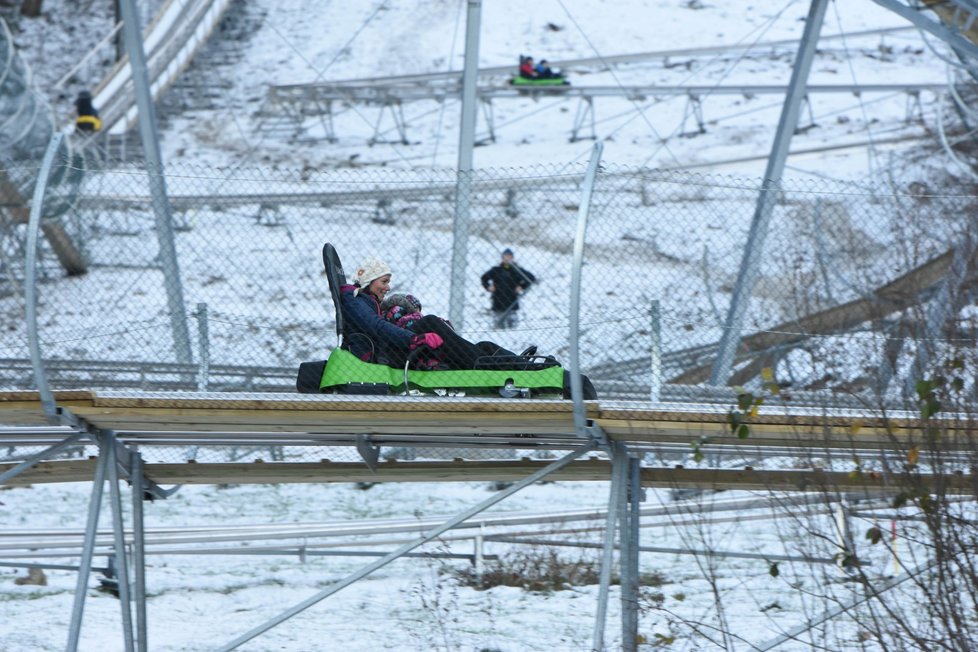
[322,242,346,343]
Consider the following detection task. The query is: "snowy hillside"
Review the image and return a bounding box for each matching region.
[2,2,976,651]
[11,0,952,177]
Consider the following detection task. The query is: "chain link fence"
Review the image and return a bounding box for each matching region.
[3,154,977,461]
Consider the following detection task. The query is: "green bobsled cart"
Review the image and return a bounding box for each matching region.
[295,243,593,399]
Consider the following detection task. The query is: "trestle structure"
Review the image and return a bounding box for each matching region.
[261,81,947,146]
[2,388,975,650]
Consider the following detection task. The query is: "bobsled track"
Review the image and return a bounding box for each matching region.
[2,387,976,650]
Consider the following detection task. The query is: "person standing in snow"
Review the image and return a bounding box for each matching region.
[481,248,536,329]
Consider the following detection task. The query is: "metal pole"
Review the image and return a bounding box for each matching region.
[593,442,628,652]
[570,141,605,435]
[67,443,109,651]
[195,302,210,392]
[649,300,661,402]
[105,434,135,652]
[474,526,484,577]
[131,451,148,652]
[448,0,482,329]
[118,0,193,365]
[218,441,596,651]
[709,0,829,385]
[621,456,641,652]
[25,132,65,421]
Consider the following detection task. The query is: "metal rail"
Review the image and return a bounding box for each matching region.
[269,27,916,90]
[92,0,235,136]
[268,82,948,105]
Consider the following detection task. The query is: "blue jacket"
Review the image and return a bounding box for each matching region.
[340,285,413,363]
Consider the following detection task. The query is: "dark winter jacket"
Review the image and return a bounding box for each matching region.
[481,263,536,313]
[340,284,413,364]
[75,94,98,118]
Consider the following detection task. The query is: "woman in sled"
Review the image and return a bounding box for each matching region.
[339,258,528,371]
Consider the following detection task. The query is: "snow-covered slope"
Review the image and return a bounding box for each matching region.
[1,4,972,651]
[11,0,952,177]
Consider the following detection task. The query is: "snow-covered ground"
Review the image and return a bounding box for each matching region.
[0,477,907,652]
[2,1,973,650]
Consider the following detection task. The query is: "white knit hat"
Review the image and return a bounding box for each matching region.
[352,258,392,295]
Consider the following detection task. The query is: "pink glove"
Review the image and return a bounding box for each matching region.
[411,332,443,350]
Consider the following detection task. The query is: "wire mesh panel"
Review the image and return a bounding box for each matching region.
[3,158,978,410]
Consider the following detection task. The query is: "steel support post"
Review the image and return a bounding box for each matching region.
[131,451,148,652]
[448,0,482,329]
[709,0,829,385]
[118,0,193,365]
[195,302,210,392]
[649,300,662,402]
[570,141,604,435]
[67,443,110,651]
[593,442,628,652]
[105,433,135,652]
[620,456,642,652]
[25,132,65,421]
[218,441,596,651]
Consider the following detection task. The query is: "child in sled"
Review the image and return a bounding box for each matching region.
[341,259,532,372]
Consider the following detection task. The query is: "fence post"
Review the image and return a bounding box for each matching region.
[195,302,210,392]
[649,300,662,402]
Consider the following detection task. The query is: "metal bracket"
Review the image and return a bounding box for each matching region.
[479,97,496,144]
[570,96,596,142]
[586,422,611,452]
[356,434,380,471]
[680,93,706,137]
[57,407,176,500]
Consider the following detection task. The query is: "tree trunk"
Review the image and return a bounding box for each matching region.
[20,0,42,17]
